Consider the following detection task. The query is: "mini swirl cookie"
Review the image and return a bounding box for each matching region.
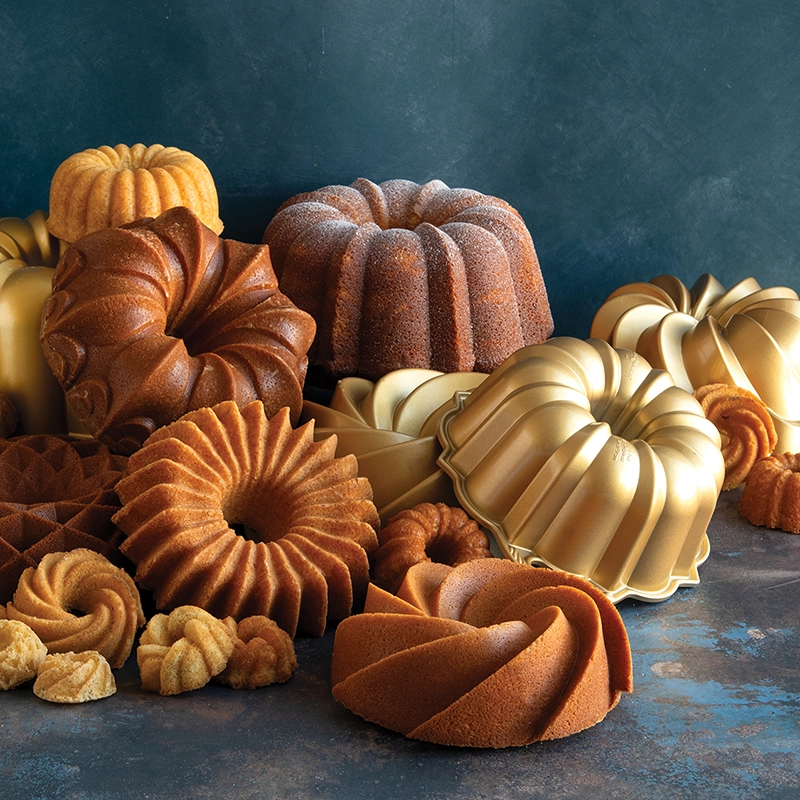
[372,503,492,594]
[6,549,145,668]
[138,605,237,695]
[694,383,778,490]
[33,650,115,703]
[217,616,297,690]
[332,559,633,748]
[0,619,47,689]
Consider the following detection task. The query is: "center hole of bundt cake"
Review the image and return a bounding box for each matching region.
[426,536,465,565]
[226,505,293,544]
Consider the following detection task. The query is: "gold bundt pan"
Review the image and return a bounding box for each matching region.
[301,369,487,524]
[590,273,800,453]
[436,337,725,603]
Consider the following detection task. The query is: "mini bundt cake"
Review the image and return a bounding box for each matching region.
[0,619,47,689]
[590,273,800,453]
[263,178,553,379]
[113,401,380,637]
[33,650,116,703]
[40,206,316,454]
[6,549,145,668]
[331,559,633,748]
[739,453,800,533]
[0,434,128,604]
[372,502,493,594]
[437,337,726,602]
[694,383,777,490]
[47,143,223,242]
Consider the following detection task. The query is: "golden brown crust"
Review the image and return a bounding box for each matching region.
[33,650,116,703]
[331,560,632,748]
[0,393,18,439]
[740,452,800,533]
[372,502,492,594]
[6,549,145,668]
[695,383,777,490]
[0,618,47,689]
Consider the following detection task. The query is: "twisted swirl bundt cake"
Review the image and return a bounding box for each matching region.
[40,206,316,454]
[113,400,380,637]
[739,453,800,533]
[437,337,726,602]
[47,143,223,242]
[332,559,633,748]
[590,273,800,453]
[263,178,553,379]
[6,548,145,669]
[33,650,116,703]
[0,434,128,604]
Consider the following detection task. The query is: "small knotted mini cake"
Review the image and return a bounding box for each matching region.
[739,453,800,533]
[33,650,116,703]
[372,502,493,594]
[6,548,145,668]
[694,383,778,490]
[332,559,633,748]
[137,605,237,695]
[217,615,297,689]
[0,618,47,689]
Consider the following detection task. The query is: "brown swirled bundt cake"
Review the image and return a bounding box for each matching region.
[40,207,316,455]
[47,143,223,242]
[739,453,800,533]
[263,178,553,379]
[113,401,380,637]
[332,559,633,748]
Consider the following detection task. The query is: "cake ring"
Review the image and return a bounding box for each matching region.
[437,337,725,602]
[40,206,316,454]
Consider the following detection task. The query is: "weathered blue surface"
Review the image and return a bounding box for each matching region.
[1,489,798,800]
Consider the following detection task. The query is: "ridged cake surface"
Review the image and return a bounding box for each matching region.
[113,401,380,637]
[739,453,800,533]
[263,178,553,379]
[40,206,316,454]
[0,435,128,604]
[33,650,116,702]
[437,337,725,602]
[332,559,632,748]
[47,143,223,242]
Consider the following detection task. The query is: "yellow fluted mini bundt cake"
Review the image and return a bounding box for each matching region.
[33,650,116,703]
[113,400,380,637]
[0,619,47,689]
[263,178,553,379]
[332,559,632,748]
[40,206,316,454]
[437,337,725,602]
[46,143,223,242]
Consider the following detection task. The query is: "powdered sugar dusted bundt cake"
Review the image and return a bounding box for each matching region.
[263,178,553,379]
[47,143,223,242]
[40,207,316,454]
[331,559,632,748]
[113,401,380,637]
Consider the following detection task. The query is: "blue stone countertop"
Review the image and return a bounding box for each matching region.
[2,488,798,800]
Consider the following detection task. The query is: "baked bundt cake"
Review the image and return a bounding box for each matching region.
[46,143,223,242]
[0,434,128,604]
[739,453,800,533]
[40,206,316,454]
[33,650,116,703]
[372,502,493,594]
[437,337,726,602]
[694,383,777,490]
[113,400,380,637]
[0,618,47,689]
[6,549,145,669]
[263,178,553,379]
[590,273,800,453]
[331,559,633,748]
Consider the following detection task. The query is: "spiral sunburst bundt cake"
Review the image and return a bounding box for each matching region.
[113,400,380,637]
[372,502,493,594]
[40,206,316,454]
[6,549,145,669]
[437,337,726,602]
[33,650,116,703]
[0,435,128,604]
[46,143,223,242]
[739,453,800,533]
[263,178,553,379]
[332,559,633,748]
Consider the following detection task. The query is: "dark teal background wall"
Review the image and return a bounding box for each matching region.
[3,0,800,337]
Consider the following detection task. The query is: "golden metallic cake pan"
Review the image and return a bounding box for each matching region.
[437,337,725,603]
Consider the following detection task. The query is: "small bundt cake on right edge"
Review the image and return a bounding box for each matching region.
[263,178,553,380]
[739,453,800,533]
